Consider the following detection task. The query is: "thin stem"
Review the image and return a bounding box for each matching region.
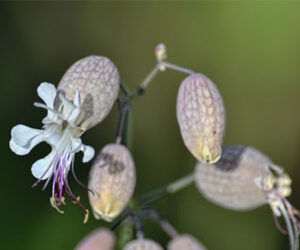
[142,207,178,238]
[137,174,194,207]
[116,98,130,144]
[135,64,160,95]
[111,209,132,231]
[120,80,131,96]
[160,218,178,238]
[135,214,144,239]
[124,105,133,150]
[166,174,195,193]
[116,220,135,250]
[163,62,194,75]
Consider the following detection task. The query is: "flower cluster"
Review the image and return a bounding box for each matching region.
[10,44,299,250]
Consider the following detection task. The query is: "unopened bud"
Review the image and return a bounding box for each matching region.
[167,234,207,250]
[155,43,167,62]
[124,239,164,250]
[88,143,136,221]
[177,73,225,163]
[58,56,120,130]
[75,228,115,250]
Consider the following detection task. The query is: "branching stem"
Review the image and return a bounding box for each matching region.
[114,45,195,248]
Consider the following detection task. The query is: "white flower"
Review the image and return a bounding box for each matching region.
[10,82,95,213]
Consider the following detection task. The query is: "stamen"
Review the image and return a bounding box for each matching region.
[278,198,296,250]
[287,202,300,221]
[272,211,287,234]
[64,177,89,223]
[283,198,299,250]
[50,197,64,214]
[71,160,95,195]
[57,157,66,206]
[60,196,67,205]
[52,162,59,198]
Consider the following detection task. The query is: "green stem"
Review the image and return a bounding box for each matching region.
[137,174,195,207]
[116,220,134,250]
[124,103,132,150]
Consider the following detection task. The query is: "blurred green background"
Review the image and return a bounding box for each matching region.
[1,2,300,250]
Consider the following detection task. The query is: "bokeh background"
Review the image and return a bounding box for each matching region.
[1,2,300,250]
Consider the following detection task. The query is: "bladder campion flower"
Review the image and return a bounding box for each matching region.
[9,56,120,219]
[177,73,225,163]
[88,143,136,222]
[167,234,207,250]
[124,239,164,250]
[194,145,300,250]
[75,228,116,250]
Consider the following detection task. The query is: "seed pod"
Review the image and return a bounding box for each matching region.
[176,73,225,163]
[58,56,120,130]
[88,143,136,222]
[167,234,207,250]
[194,145,300,250]
[75,228,115,250]
[124,239,164,250]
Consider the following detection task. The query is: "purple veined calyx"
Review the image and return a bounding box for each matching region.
[88,143,136,222]
[124,239,164,250]
[177,73,226,164]
[75,228,116,250]
[167,234,207,250]
[9,56,120,221]
[194,145,300,250]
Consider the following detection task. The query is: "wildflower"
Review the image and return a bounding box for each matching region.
[9,56,120,220]
[177,73,225,163]
[167,234,207,250]
[75,228,116,250]
[88,143,136,222]
[194,145,300,250]
[124,239,164,250]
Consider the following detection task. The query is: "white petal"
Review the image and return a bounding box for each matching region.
[10,125,44,155]
[37,82,57,108]
[73,90,81,107]
[31,151,56,180]
[81,145,95,163]
[59,93,76,119]
[34,102,57,123]
[71,138,83,153]
[68,108,81,124]
[71,138,94,162]
[9,139,31,155]
[11,125,42,146]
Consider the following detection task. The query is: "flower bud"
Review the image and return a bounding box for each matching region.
[75,228,115,250]
[167,234,206,250]
[58,56,120,130]
[88,143,136,221]
[124,239,164,250]
[177,73,225,163]
[194,145,274,210]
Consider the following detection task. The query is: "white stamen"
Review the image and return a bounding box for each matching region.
[279,198,296,250]
[283,199,299,250]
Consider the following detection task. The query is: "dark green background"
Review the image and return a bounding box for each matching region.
[1,2,300,250]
